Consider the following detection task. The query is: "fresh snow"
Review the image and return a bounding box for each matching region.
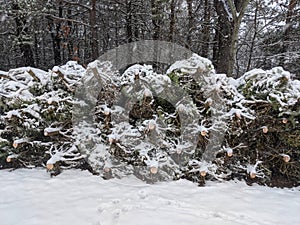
[0,169,299,225]
[166,53,214,75]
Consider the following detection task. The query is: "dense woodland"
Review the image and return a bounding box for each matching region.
[0,0,299,77]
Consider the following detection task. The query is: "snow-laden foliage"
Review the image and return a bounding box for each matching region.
[73,54,299,186]
[221,67,300,187]
[74,54,224,182]
[0,61,89,175]
[0,56,299,187]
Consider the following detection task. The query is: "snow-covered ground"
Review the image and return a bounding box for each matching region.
[0,169,299,225]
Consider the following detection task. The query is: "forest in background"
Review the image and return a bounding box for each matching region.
[0,0,299,78]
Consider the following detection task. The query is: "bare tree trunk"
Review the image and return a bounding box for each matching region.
[246,1,258,72]
[126,0,133,43]
[169,0,176,42]
[151,0,161,40]
[284,0,297,37]
[90,0,99,60]
[48,2,62,66]
[34,32,39,67]
[280,0,297,65]
[12,2,35,67]
[213,0,232,74]
[186,0,193,48]
[201,0,211,57]
[213,0,250,76]
[66,8,74,61]
[134,17,139,41]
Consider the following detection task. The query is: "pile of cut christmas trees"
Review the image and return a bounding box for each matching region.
[0,62,91,176]
[222,68,300,187]
[0,55,299,187]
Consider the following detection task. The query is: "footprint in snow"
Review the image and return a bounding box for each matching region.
[113,209,122,218]
[112,199,120,204]
[137,189,148,199]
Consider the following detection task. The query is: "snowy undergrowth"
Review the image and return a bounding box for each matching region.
[0,169,299,225]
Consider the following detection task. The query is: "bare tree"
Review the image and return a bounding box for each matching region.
[169,0,176,41]
[201,0,212,57]
[213,0,250,76]
[186,0,193,47]
[90,0,99,60]
[11,1,35,67]
[151,0,163,40]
